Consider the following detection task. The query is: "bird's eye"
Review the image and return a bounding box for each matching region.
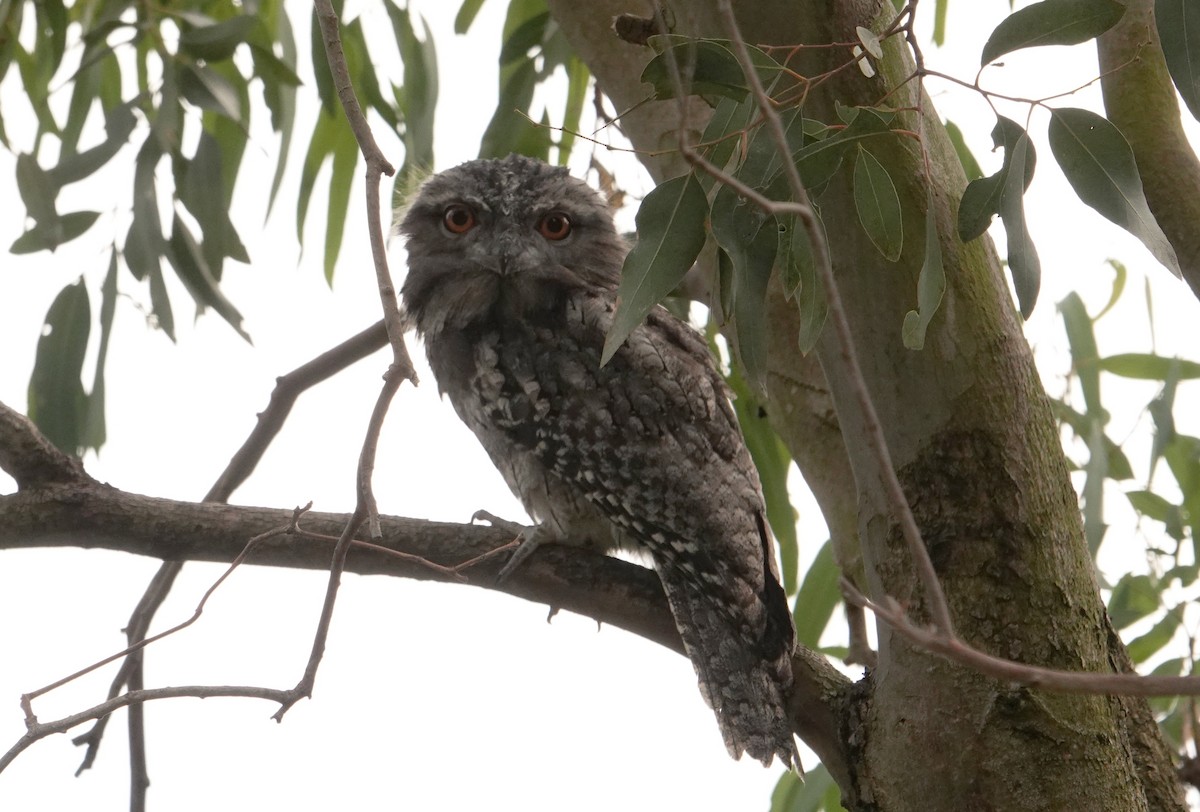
[537,211,572,241]
[442,204,476,234]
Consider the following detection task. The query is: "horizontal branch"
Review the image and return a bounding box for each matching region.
[0,399,851,775]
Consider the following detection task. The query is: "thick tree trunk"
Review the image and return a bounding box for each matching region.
[548,1,1186,809]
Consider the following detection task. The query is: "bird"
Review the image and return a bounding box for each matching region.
[398,153,799,768]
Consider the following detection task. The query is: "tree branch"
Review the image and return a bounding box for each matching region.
[0,453,850,776]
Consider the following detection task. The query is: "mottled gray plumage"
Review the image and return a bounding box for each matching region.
[399,154,798,767]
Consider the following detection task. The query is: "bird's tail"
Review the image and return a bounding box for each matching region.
[654,555,800,769]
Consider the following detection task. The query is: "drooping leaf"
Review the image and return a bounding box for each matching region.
[1050,400,1134,480]
[478,58,539,159]
[179,62,242,120]
[957,116,1037,243]
[902,188,945,349]
[727,368,799,592]
[166,215,251,342]
[1107,573,1160,629]
[791,540,840,648]
[1127,609,1182,663]
[389,2,439,185]
[455,0,489,34]
[998,131,1041,317]
[1156,0,1200,121]
[603,173,708,364]
[770,762,840,812]
[556,56,589,163]
[84,250,119,451]
[698,95,757,181]
[944,119,983,181]
[1082,419,1109,556]
[16,153,57,223]
[641,37,782,103]
[710,183,778,388]
[1057,292,1102,416]
[933,0,950,45]
[1048,107,1181,276]
[793,106,892,189]
[179,14,258,62]
[853,146,903,261]
[50,100,137,186]
[790,213,828,353]
[324,120,359,282]
[1096,353,1200,380]
[258,4,298,218]
[981,0,1125,66]
[10,211,100,253]
[27,279,91,456]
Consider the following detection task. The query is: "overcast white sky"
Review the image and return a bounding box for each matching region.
[1,2,1199,811]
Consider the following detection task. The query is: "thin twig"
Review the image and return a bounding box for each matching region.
[3,686,295,774]
[842,579,1200,696]
[713,0,955,635]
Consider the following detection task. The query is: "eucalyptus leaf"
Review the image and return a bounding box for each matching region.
[853,147,903,261]
[1048,107,1181,276]
[998,131,1041,317]
[981,0,1125,66]
[902,188,945,349]
[1156,0,1200,121]
[27,279,90,456]
[603,173,708,364]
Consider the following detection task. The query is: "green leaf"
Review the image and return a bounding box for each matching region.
[1096,353,1200,380]
[944,119,983,181]
[1156,0,1200,121]
[790,214,828,353]
[1127,609,1181,663]
[1126,490,1184,539]
[1107,573,1159,629]
[791,541,840,648]
[50,100,137,186]
[324,122,359,282]
[455,0,488,33]
[10,211,100,254]
[1048,107,1181,276]
[179,62,242,120]
[981,0,1125,65]
[258,4,298,218]
[308,6,337,116]
[297,110,339,252]
[16,153,57,223]
[479,58,538,159]
[389,2,439,185]
[84,250,119,451]
[957,116,1037,242]
[853,147,903,261]
[933,0,950,45]
[180,131,250,276]
[771,762,839,812]
[166,215,251,342]
[710,183,778,388]
[698,95,757,180]
[793,107,893,187]
[27,279,90,456]
[556,56,588,164]
[179,15,257,62]
[998,131,1041,317]
[727,368,799,592]
[1050,400,1133,480]
[499,10,550,64]
[641,37,782,103]
[902,188,946,349]
[1057,292,1103,417]
[603,173,708,364]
